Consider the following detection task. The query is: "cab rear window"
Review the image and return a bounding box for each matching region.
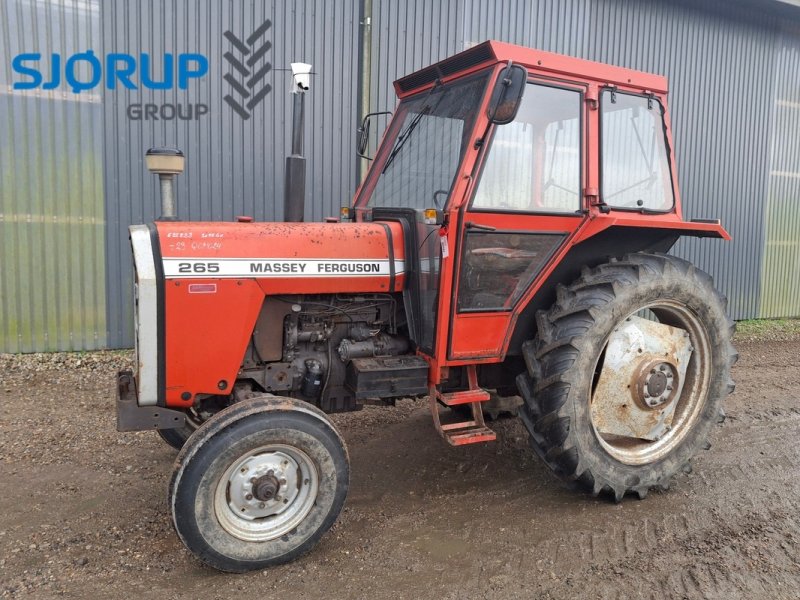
[600,91,675,211]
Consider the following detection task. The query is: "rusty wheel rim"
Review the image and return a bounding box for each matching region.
[589,301,712,466]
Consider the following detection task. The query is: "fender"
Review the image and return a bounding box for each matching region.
[505,222,729,356]
[576,214,730,241]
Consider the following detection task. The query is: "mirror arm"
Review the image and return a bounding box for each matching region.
[499,59,514,86]
[356,110,393,160]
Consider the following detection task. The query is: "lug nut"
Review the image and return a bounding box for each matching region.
[279,478,287,486]
[245,493,253,501]
[259,502,265,509]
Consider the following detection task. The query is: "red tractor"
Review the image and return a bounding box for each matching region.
[117,41,736,572]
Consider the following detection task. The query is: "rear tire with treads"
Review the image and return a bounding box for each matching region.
[517,252,737,501]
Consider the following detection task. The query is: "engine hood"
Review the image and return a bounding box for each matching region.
[152,220,407,294]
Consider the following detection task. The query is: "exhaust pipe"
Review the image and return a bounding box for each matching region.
[145,147,185,220]
[284,62,312,223]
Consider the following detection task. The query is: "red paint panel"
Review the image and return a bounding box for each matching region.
[156,221,406,294]
[449,313,512,358]
[164,279,264,407]
[576,215,731,241]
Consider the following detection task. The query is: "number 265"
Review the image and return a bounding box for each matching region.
[177,262,220,274]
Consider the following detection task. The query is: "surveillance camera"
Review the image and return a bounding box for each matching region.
[290,62,312,92]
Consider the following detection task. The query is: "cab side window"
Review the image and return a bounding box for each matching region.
[471,83,582,213]
[601,92,674,211]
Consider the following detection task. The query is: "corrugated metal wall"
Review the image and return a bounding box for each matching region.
[1,0,798,351]
[0,0,106,352]
[102,0,361,347]
[366,0,787,321]
[760,25,800,318]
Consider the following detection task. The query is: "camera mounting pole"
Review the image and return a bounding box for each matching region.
[284,62,312,223]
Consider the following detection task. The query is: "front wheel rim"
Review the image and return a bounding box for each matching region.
[214,444,319,542]
[590,301,712,466]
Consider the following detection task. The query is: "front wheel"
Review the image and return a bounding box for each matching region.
[517,253,737,501]
[169,395,349,572]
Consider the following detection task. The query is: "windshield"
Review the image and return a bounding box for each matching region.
[361,73,489,210]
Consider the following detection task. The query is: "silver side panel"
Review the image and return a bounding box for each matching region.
[129,225,159,406]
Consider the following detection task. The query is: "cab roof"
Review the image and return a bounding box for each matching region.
[394,40,669,97]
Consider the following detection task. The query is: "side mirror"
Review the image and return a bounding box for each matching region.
[487,63,527,125]
[357,111,392,160]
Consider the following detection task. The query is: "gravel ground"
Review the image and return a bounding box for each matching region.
[1,335,799,599]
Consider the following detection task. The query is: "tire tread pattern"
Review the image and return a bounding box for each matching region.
[517,252,736,502]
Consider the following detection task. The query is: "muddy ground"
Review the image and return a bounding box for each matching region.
[1,338,799,599]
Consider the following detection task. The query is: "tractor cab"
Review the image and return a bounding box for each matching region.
[353,40,724,381]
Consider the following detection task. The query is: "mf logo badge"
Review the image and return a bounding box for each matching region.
[223,19,272,120]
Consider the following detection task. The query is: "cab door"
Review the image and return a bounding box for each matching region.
[447,80,588,360]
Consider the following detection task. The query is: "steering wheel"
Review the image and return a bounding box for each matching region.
[432,189,449,209]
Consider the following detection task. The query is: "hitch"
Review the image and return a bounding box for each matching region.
[116,370,186,432]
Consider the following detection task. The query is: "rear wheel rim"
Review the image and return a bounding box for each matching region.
[214,444,319,542]
[590,300,712,466]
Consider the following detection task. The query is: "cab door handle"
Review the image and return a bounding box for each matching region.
[465,221,497,232]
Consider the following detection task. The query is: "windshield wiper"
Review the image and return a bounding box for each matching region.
[381,82,444,174]
[381,106,430,174]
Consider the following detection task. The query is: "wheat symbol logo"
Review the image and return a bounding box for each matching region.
[222,19,272,120]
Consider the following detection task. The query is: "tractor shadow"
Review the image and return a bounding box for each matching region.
[336,400,591,517]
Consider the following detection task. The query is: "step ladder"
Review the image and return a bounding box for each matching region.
[430,365,496,446]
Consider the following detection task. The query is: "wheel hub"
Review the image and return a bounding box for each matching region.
[225,450,303,522]
[635,361,679,409]
[252,472,281,501]
[591,315,693,442]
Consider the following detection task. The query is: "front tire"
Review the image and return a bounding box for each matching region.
[169,395,349,572]
[157,421,196,450]
[517,253,737,501]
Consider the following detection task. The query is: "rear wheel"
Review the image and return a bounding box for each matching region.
[169,395,349,572]
[517,253,737,501]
